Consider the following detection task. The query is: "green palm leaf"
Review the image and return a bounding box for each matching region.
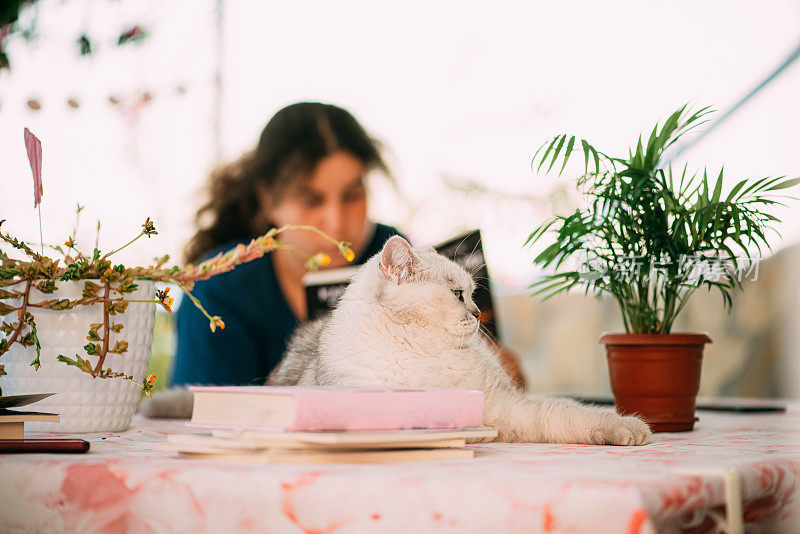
[527,104,799,333]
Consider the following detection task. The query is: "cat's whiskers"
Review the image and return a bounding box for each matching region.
[473,281,489,293]
[468,262,486,277]
[451,234,472,260]
[478,323,501,355]
[442,328,458,349]
[463,237,482,271]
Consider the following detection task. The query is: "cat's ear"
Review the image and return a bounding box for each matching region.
[379,236,415,283]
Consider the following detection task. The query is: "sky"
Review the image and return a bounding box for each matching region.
[1,0,798,292]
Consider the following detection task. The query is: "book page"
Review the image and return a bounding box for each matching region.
[174,447,475,464]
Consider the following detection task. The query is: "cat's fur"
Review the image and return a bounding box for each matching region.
[144,236,650,446]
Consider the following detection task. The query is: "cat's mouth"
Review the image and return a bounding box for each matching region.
[447,320,479,341]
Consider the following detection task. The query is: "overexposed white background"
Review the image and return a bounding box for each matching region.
[2,0,799,292]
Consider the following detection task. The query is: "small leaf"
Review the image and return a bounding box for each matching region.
[54,299,73,310]
[119,282,138,294]
[36,280,57,294]
[581,139,591,175]
[726,178,749,202]
[57,354,80,367]
[84,281,102,292]
[591,146,600,175]
[558,136,575,176]
[712,167,724,202]
[20,332,34,347]
[546,135,568,174]
[536,136,559,172]
[765,177,800,191]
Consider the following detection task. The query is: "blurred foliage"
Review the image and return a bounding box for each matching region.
[146,309,175,393]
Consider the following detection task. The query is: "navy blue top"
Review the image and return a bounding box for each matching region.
[171,223,401,386]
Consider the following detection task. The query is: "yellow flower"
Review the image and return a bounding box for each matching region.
[209,316,225,332]
[306,253,331,270]
[316,253,331,266]
[338,242,355,262]
[156,287,174,313]
[147,373,157,384]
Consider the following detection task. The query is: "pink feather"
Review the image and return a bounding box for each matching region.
[24,128,43,207]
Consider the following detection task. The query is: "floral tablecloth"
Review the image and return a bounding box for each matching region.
[1,401,798,533]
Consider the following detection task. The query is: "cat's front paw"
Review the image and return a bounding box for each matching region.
[590,412,651,446]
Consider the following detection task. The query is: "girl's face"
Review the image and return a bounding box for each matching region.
[264,151,370,269]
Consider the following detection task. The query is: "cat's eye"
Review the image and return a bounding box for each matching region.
[452,289,464,302]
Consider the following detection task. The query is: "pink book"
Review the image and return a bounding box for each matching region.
[186,386,484,432]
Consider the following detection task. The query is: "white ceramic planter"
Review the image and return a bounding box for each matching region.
[0,280,156,432]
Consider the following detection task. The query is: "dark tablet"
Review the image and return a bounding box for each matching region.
[0,439,90,453]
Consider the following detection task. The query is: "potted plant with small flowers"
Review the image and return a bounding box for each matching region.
[0,130,353,433]
[526,105,799,431]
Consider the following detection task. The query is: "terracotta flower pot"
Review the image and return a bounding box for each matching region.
[599,332,712,432]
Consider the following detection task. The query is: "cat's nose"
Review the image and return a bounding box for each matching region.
[469,305,480,320]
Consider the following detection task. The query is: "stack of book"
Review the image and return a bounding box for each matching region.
[0,393,59,439]
[161,386,496,463]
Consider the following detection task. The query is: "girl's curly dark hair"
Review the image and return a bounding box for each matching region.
[184,102,389,263]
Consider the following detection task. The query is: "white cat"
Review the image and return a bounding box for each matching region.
[143,236,650,446]
[267,236,650,445]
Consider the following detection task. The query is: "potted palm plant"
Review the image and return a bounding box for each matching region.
[526,105,799,431]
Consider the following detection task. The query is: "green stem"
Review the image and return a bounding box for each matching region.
[168,279,216,324]
[668,286,698,331]
[37,204,44,256]
[275,224,349,249]
[101,230,145,260]
[27,296,149,308]
[614,296,631,333]
[69,207,81,256]
[91,282,112,376]
[1,280,33,355]
[661,281,679,334]
[273,244,318,267]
